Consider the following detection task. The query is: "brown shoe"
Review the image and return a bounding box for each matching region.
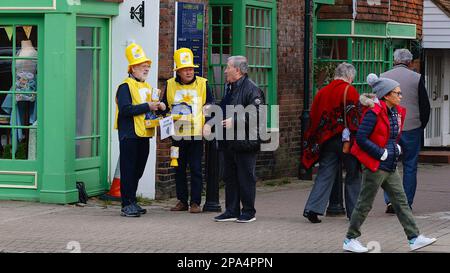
[170,201,188,211]
[189,203,202,213]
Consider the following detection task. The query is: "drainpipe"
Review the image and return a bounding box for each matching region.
[299,0,313,180]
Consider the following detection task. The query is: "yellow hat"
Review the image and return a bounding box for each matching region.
[125,43,152,73]
[173,48,199,71]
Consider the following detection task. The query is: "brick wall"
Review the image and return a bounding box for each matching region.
[318,0,423,37]
[266,0,306,178]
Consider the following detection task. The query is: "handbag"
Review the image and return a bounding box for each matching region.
[342,85,351,154]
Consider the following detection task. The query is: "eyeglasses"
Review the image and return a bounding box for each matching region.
[391,91,402,97]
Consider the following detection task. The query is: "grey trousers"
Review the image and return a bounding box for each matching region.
[304,136,362,219]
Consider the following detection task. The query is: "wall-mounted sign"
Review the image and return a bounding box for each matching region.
[175,2,205,76]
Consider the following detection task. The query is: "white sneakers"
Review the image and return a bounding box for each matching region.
[409,235,437,251]
[343,235,437,253]
[343,238,368,253]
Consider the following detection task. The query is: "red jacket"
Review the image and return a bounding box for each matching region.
[302,79,360,169]
[351,100,406,172]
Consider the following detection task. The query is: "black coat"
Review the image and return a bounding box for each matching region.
[220,75,265,153]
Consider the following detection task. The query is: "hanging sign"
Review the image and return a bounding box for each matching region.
[175,2,205,76]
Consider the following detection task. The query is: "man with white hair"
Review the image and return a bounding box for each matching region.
[381,48,431,213]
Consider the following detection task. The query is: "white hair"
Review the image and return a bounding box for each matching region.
[334,62,356,82]
[228,56,249,74]
[394,49,413,65]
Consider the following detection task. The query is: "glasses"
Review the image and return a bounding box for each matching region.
[391,91,402,97]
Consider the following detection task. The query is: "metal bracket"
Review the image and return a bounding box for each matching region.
[130,1,145,27]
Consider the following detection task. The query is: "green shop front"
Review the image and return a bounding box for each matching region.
[0,0,120,203]
[313,17,418,94]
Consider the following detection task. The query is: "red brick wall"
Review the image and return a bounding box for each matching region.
[268,0,306,178]
[318,0,423,37]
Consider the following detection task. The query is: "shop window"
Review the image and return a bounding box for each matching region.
[209,5,233,101]
[314,37,388,94]
[246,6,272,101]
[0,25,38,160]
[76,26,101,159]
[351,38,387,93]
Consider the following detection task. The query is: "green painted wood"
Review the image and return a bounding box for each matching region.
[74,17,109,196]
[40,12,78,204]
[387,23,416,39]
[0,0,54,9]
[354,21,386,37]
[314,0,335,4]
[316,20,352,36]
[0,172,35,187]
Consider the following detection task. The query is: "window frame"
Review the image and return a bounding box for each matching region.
[208,0,277,128]
[0,17,43,166]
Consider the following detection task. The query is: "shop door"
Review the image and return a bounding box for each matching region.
[424,51,444,146]
[0,19,42,191]
[75,18,109,195]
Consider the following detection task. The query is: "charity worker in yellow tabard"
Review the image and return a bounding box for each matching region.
[160,48,215,213]
[115,43,166,217]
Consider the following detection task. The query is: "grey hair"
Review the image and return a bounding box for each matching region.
[334,62,356,82]
[228,56,249,74]
[394,48,413,65]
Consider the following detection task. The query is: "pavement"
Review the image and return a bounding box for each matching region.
[0,163,449,253]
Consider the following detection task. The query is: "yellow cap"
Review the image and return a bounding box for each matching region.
[125,43,152,73]
[173,48,199,71]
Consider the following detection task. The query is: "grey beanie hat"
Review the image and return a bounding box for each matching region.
[367,73,400,99]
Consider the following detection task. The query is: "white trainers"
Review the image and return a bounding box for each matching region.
[409,235,437,251]
[343,238,369,253]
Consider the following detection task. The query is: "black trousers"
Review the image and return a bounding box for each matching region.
[223,149,257,217]
[173,139,204,205]
[119,138,149,207]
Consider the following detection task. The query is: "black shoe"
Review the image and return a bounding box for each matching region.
[385,203,395,214]
[236,214,256,223]
[133,203,147,215]
[214,212,238,222]
[121,204,140,217]
[303,211,322,223]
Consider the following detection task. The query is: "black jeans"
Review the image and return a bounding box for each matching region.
[119,138,150,207]
[223,149,257,218]
[173,139,204,205]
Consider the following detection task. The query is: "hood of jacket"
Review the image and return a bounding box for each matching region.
[359,93,380,108]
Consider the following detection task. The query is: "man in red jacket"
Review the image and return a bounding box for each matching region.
[342,73,436,253]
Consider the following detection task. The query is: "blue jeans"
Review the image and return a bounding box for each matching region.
[384,127,422,207]
[304,136,362,219]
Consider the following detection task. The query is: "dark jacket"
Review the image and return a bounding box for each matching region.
[221,75,265,153]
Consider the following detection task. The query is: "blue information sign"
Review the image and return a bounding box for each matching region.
[175,2,205,76]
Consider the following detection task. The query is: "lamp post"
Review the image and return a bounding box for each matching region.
[299,0,313,180]
[203,139,222,212]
